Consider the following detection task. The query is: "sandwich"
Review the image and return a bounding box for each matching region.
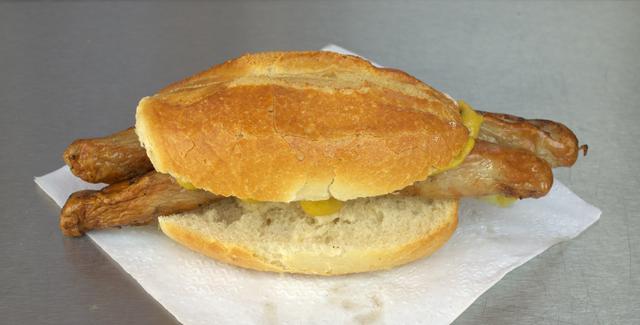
[59,51,585,275]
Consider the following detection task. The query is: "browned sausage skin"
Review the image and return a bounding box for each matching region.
[60,171,219,236]
[63,128,154,184]
[478,111,583,167]
[407,140,553,199]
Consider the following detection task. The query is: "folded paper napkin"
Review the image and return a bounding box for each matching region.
[35,45,601,325]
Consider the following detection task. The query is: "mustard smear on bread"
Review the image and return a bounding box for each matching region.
[299,198,344,216]
[178,179,346,217]
[435,100,483,174]
[459,100,483,138]
[243,197,345,217]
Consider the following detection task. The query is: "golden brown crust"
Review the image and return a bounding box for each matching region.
[159,201,458,275]
[159,221,285,273]
[136,51,468,202]
[375,203,458,270]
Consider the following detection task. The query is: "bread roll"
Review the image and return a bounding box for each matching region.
[136,51,468,201]
[159,195,458,275]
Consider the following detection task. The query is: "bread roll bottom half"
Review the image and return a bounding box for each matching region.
[159,195,458,275]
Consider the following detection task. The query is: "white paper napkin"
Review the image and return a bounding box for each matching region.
[35,45,601,325]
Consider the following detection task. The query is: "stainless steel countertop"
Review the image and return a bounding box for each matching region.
[2,1,638,324]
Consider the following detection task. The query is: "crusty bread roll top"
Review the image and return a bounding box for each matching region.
[136,51,468,202]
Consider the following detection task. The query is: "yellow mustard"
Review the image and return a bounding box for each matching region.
[299,198,344,216]
[480,194,518,207]
[453,101,517,206]
[177,179,197,190]
[458,100,483,138]
[435,100,483,173]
